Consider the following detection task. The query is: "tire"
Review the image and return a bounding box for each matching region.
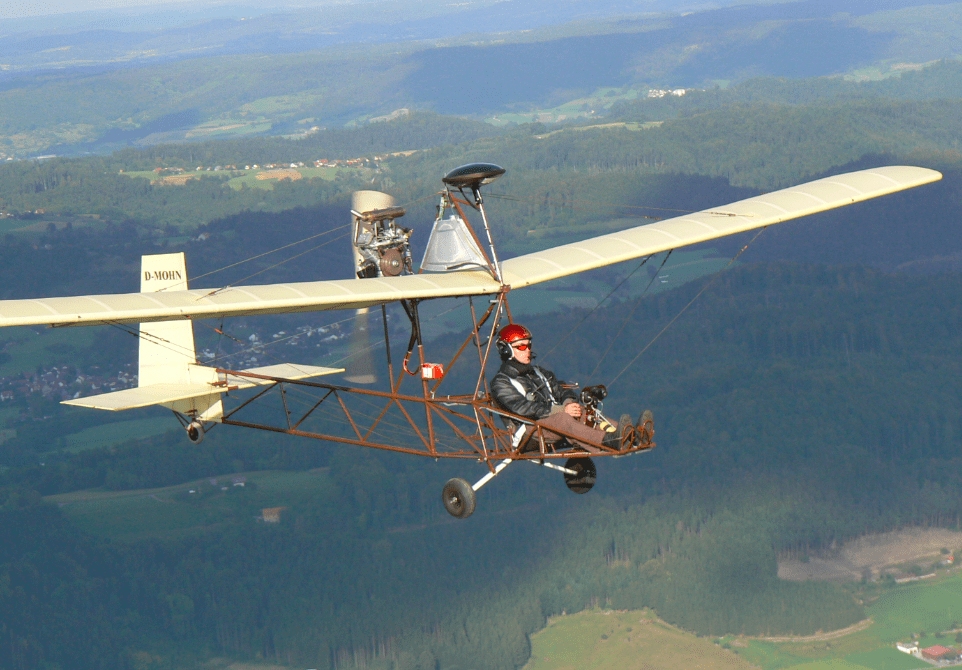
[186,421,204,444]
[441,478,476,519]
[563,456,596,494]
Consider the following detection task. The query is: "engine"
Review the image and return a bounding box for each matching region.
[351,205,413,278]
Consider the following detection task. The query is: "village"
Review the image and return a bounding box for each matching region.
[0,320,349,419]
[145,155,377,181]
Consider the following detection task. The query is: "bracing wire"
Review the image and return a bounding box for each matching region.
[588,249,673,378]
[198,232,351,299]
[486,192,742,219]
[159,224,351,291]
[539,254,655,361]
[605,226,768,390]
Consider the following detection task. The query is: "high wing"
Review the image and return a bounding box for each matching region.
[0,165,941,329]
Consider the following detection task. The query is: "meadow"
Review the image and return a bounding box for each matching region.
[739,570,962,670]
[63,417,178,452]
[0,325,97,377]
[524,609,754,670]
[525,571,962,670]
[120,166,345,190]
[47,467,334,541]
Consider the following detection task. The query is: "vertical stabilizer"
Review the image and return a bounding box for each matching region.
[138,253,223,421]
[139,253,195,387]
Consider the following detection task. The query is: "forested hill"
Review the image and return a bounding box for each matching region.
[4,0,962,157]
[4,263,962,669]
[0,38,961,670]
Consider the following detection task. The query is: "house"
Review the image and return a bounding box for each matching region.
[261,507,287,523]
[896,642,918,654]
[921,645,958,661]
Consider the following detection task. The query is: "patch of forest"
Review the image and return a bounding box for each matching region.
[4,263,962,669]
[0,147,953,305]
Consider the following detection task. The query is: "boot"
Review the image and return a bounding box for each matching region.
[602,415,634,451]
[635,409,654,447]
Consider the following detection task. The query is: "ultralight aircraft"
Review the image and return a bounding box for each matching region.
[0,163,942,518]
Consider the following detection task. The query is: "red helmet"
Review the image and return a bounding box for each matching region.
[498,323,531,344]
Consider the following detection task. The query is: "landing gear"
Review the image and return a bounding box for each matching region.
[442,455,598,518]
[563,456,596,494]
[442,478,476,519]
[186,420,205,444]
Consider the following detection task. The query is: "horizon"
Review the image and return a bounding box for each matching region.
[0,0,754,24]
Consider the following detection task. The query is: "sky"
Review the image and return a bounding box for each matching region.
[1,0,310,20]
[0,0,730,22]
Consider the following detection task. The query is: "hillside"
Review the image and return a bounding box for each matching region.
[6,263,962,668]
[1,0,962,157]
[1,5,962,667]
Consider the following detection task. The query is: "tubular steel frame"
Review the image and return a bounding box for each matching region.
[214,288,655,473]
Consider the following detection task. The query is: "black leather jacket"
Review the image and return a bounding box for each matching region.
[490,359,578,420]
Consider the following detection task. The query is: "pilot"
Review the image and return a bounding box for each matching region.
[490,323,653,452]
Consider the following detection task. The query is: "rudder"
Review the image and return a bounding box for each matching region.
[139,253,195,387]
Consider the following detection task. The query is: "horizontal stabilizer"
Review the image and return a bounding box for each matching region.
[64,383,226,411]
[62,364,343,412]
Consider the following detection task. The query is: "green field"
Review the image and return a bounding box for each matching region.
[0,325,98,377]
[0,405,19,424]
[774,650,922,670]
[486,86,646,126]
[225,166,341,190]
[739,572,962,669]
[48,468,333,541]
[63,416,178,452]
[0,218,32,233]
[525,609,754,670]
[527,572,962,670]
[121,166,344,191]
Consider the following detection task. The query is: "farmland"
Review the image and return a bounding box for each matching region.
[46,468,333,541]
[525,609,754,670]
[526,569,962,670]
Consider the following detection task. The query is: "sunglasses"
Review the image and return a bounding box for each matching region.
[511,342,532,351]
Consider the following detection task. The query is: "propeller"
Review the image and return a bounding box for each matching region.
[342,190,396,384]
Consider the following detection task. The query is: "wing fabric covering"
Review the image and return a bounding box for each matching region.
[500,165,942,288]
[0,166,941,329]
[63,363,344,412]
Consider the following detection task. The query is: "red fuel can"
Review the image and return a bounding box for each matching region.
[421,363,444,380]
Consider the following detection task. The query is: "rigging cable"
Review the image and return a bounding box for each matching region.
[538,254,655,361]
[486,192,743,219]
[198,231,351,300]
[157,224,351,292]
[605,226,768,390]
[588,249,674,378]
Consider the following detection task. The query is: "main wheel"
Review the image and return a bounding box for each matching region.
[186,421,204,444]
[563,457,596,494]
[442,478,476,519]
